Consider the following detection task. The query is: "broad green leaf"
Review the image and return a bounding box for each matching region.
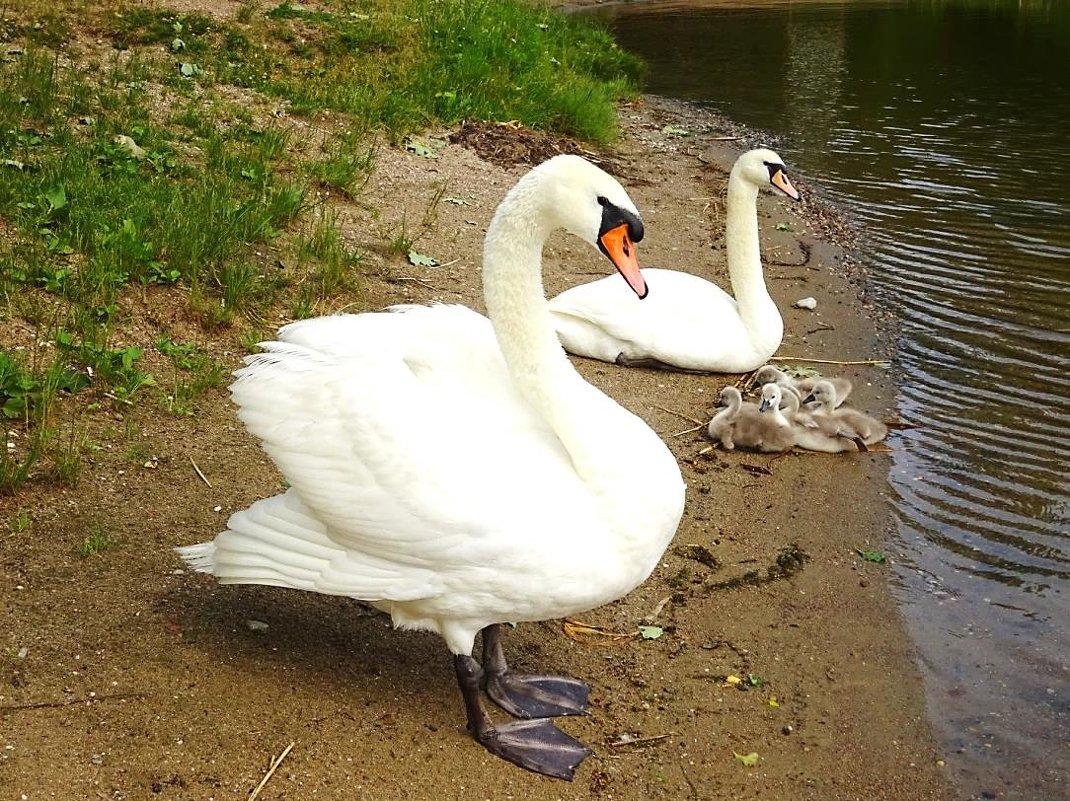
[733,751,759,767]
[637,625,664,640]
[405,138,437,159]
[44,185,67,211]
[407,250,438,267]
[855,548,886,563]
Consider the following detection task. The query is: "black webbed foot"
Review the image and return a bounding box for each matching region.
[478,718,591,781]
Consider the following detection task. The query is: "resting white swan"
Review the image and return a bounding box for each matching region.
[753,363,852,408]
[803,380,888,446]
[175,155,685,782]
[548,148,800,373]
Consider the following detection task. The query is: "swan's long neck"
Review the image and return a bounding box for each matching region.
[481,176,679,535]
[725,167,783,346]
[482,190,580,425]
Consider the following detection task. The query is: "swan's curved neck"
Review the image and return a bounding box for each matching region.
[725,168,781,342]
[480,178,674,524]
[482,198,579,422]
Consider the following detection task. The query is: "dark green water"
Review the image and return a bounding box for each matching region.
[583,1,1070,798]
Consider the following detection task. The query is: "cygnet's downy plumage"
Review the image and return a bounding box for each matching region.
[707,383,795,453]
[803,380,888,446]
[753,364,852,408]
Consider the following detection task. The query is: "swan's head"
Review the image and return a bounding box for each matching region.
[734,148,800,202]
[529,155,647,298]
[758,382,783,413]
[801,379,836,407]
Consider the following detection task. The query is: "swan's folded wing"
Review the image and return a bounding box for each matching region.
[549,269,740,362]
[230,308,593,595]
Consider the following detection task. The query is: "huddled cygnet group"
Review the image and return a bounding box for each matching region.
[707,363,888,453]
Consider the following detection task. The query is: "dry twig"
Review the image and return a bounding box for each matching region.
[608,732,675,748]
[189,456,212,488]
[249,741,296,801]
[652,404,704,427]
[769,356,891,366]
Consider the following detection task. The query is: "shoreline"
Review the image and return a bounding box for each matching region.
[0,95,956,799]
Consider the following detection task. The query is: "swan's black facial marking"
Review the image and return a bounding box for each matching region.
[597,197,645,244]
[764,161,786,179]
[595,196,647,299]
[763,162,801,201]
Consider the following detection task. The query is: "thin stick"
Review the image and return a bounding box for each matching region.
[769,356,891,366]
[189,456,212,488]
[652,404,704,427]
[394,276,437,290]
[669,424,704,438]
[609,733,675,748]
[102,392,133,406]
[248,741,296,801]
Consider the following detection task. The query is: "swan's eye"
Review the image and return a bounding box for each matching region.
[766,162,785,180]
[598,199,645,243]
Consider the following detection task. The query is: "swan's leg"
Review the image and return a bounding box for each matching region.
[455,654,590,781]
[614,353,712,375]
[481,624,590,718]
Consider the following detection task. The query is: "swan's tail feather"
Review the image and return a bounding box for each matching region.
[174,492,340,593]
[174,490,439,601]
[175,542,216,573]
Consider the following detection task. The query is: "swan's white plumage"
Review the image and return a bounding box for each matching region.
[548,148,796,373]
[176,155,685,658]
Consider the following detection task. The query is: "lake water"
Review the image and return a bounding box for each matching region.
[580,1,1070,798]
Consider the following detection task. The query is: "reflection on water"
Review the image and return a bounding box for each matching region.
[585,1,1070,798]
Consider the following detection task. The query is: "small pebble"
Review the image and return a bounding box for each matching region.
[794,296,817,310]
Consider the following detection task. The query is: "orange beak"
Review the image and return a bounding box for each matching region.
[599,223,647,299]
[771,169,800,201]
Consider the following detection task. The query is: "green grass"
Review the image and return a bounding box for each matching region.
[79,523,116,557]
[0,0,644,491]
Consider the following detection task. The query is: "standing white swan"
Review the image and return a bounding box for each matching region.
[175,155,685,781]
[548,148,800,373]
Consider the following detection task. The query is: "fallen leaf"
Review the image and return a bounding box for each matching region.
[725,674,742,686]
[733,751,759,767]
[404,138,437,159]
[767,696,780,708]
[747,673,764,687]
[407,250,439,267]
[855,548,886,564]
[661,124,691,136]
[637,625,664,640]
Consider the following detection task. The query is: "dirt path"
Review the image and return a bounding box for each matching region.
[0,96,956,800]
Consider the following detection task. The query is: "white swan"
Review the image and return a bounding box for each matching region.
[803,380,888,446]
[753,363,852,408]
[548,148,800,373]
[175,155,685,782]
